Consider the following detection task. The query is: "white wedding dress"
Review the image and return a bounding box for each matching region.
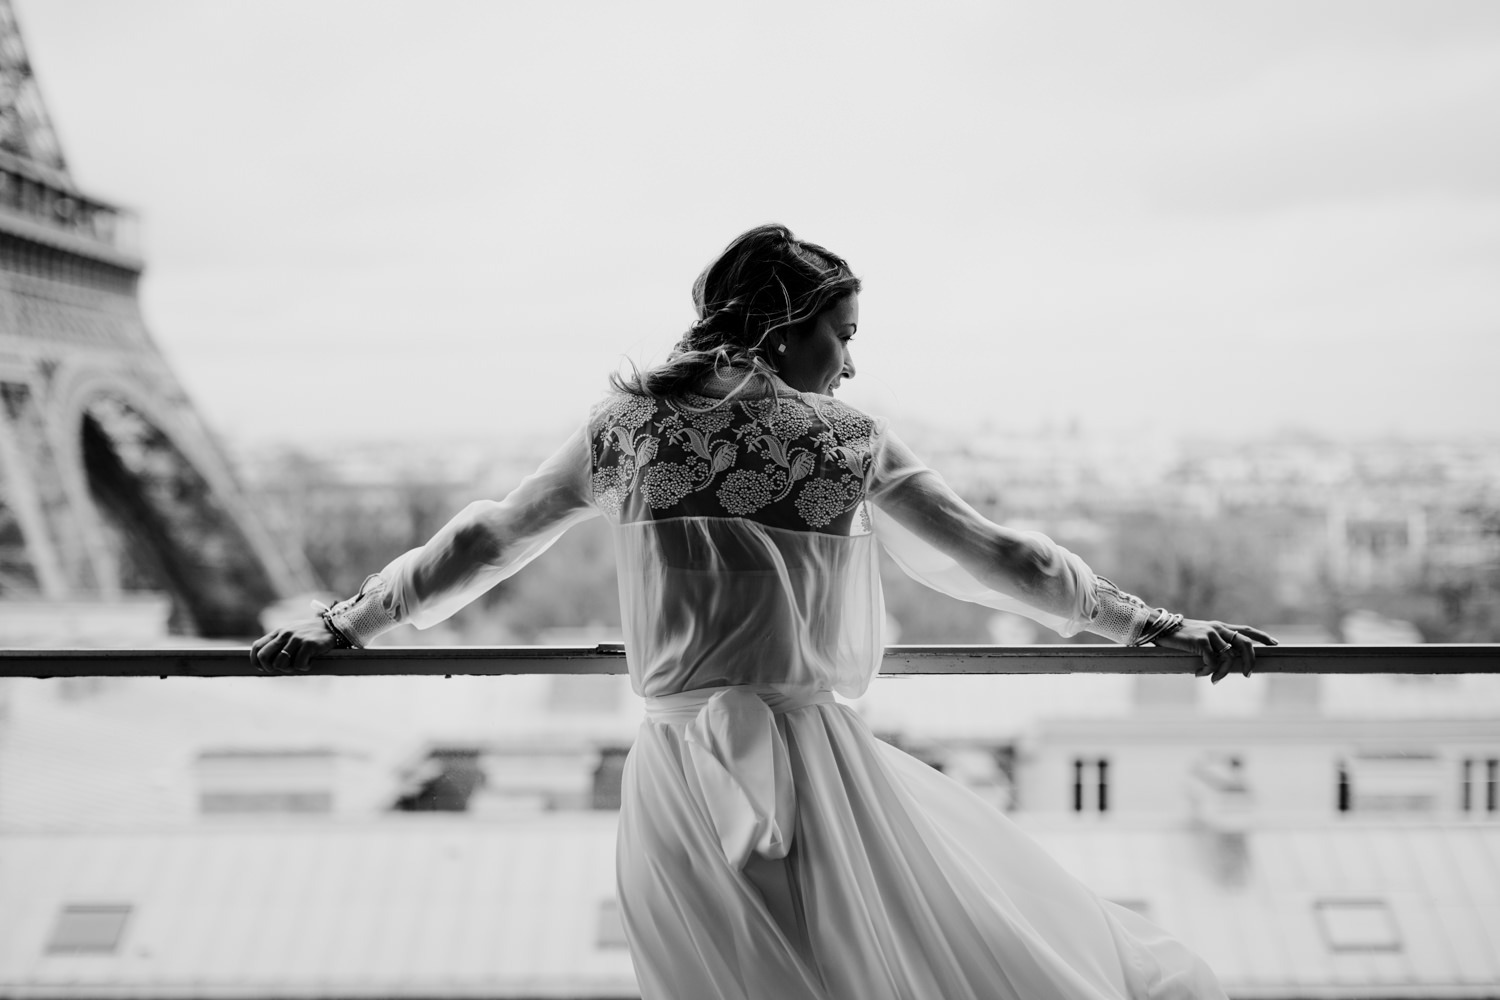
[359,372,1228,1000]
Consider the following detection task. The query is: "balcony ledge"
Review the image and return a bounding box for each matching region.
[1,643,1495,678]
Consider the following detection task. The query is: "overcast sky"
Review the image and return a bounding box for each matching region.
[19,1,1500,448]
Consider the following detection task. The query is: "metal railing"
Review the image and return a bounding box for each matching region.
[2,644,1495,678]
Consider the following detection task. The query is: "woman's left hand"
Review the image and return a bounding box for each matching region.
[250,617,339,674]
[1150,618,1278,684]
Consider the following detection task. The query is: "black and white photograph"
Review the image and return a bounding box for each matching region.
[0,2,1497,998]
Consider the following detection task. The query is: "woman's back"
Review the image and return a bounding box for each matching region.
[590,376,884,698]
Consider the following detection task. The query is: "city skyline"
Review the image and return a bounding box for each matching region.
[19,1,1500,447]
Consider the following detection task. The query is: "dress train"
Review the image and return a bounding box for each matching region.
[617,697,1225,1000]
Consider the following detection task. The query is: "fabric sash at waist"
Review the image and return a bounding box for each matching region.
[644,685,834,870]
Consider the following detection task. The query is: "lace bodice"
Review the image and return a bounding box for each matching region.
[346,373,1153,697]
[589,388,878,534]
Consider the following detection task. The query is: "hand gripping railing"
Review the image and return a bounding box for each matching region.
[0,644,1495,679]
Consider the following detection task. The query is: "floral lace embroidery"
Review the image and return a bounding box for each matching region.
[590,391,877,531]
[598,393,657,432]
[591,461,632,518]
[795,475,865,528]
[742,397,813,439]
[675,394,736,434]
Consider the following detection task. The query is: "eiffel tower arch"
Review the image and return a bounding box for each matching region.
[0,0,313,638]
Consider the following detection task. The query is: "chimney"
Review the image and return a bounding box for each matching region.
[1186,754,1252,887]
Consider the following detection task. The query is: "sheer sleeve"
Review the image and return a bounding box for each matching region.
[866,420,1149,642]
[327,422,600,644]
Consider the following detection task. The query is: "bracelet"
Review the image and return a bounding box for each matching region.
[1158,614,1186,641]
[1133,609,1185,647]
[1090,576,1185,647]
[311,601,356,648]
[311,575,399,649]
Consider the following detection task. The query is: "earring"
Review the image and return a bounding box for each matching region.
[776,343,786,354]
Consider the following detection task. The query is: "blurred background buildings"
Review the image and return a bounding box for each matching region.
[0,0,1498,997]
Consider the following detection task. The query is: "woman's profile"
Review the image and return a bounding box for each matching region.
[254,223,1275,999]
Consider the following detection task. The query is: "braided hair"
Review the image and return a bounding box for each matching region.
[613,224,862,400]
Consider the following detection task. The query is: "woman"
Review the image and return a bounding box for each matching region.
[254,224,1275,999]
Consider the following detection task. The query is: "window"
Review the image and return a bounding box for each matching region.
[394,749,486,812]
[1314,899,1401,953]
[46,904,131,955]
[1072,757,1110,813]
[1339,752,1441,815]
[1461,757,1500,814]
[596,899,629,949]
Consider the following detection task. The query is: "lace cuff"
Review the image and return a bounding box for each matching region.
[1086,576,1156,646]
[323,575,400,648]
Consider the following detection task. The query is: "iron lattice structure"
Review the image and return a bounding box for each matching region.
[0,1,313,636]
[0,0,65,173]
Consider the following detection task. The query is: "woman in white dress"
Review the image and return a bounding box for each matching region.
[254,224,1275,999]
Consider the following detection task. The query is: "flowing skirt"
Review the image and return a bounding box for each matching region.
[617,689,1226,1000]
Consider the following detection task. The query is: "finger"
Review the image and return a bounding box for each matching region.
[1212,635,1233,683]
[255,632,290,673]
[281,638,304,673]
[1199,647,1215,677]
[291,638,318,674]
[270,636,299,675]
[1234,625,1279,646]
[1228,632,1253,678]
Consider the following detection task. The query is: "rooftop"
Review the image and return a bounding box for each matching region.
[2,817,1497,999]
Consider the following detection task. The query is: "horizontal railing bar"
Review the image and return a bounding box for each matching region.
[0,644,1494,678]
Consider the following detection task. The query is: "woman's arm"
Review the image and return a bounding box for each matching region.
[866,426,1107,636]
[866,423,1273,681]
[252,423,599,673]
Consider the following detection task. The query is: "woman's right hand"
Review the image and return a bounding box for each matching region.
[1151,618,1278,684]
[251,617,340,674]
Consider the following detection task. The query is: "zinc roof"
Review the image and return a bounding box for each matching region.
[0,815,633,999]
[2,817,1498,999]
[1033,819,1500,999]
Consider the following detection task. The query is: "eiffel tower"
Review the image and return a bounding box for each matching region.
[0,0,313,638]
